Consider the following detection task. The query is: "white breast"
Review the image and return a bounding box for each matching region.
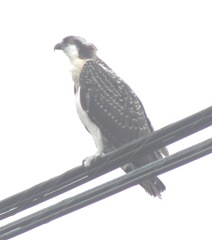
[75,87,104,153]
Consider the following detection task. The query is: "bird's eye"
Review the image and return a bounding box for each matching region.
[63,37,74,45]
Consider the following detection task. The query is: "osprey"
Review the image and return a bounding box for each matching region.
[54,36,169,198]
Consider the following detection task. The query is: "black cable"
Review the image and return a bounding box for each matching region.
[0,139,211,240]
[0,106,211,220]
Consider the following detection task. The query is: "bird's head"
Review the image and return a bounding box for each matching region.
[54,36,97,61]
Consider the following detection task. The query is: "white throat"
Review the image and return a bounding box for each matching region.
[63,44,79,63]
[63,44,87,89]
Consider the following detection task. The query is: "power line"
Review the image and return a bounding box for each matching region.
[0,139,211,240]
[0,106,211,221]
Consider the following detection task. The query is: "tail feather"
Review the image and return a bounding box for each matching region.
[140,177,166,198]
[122,150,167,198]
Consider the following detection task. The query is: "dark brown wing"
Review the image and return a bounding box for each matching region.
[79,59,152,149]
[79,58,168,197]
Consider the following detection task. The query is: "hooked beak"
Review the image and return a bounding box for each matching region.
[54,42,63,51]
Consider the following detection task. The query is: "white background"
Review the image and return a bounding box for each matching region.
[0,1,211,239]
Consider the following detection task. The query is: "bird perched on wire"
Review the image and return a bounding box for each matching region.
[54,36,169,198]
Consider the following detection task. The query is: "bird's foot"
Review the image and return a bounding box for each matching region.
[82,153,104,168]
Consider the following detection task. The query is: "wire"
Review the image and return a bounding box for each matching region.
[0,106,211,221]
[0,139,211,240]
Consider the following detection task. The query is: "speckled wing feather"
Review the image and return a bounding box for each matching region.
[79,58,168,198]
[79,58,153,149]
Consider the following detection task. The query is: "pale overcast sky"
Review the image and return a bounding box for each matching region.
[0,1,211,239]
